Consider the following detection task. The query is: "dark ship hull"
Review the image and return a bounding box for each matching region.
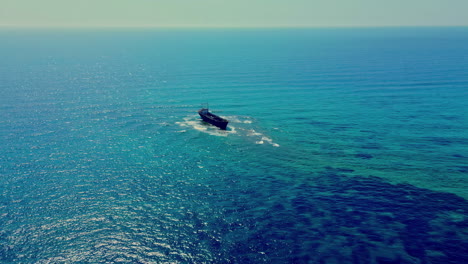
[198,108,228,130]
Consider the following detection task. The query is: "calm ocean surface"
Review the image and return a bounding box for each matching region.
[1,28,467,263]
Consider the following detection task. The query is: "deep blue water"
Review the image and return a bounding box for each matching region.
[1,28,468,263]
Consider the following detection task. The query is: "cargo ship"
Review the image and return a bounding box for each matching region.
[198,106,228,130]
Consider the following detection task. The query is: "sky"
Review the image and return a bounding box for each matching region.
[1,0,468,28]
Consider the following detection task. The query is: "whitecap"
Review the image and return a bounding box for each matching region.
[226,116,242,123]
[224,115,253,124]
[248,130,280,147]
[247,129,263,136]
[176,117,236,137]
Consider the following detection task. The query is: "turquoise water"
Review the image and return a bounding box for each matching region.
[1,28,467,263]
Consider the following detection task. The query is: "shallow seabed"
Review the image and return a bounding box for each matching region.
[1,28,467,263]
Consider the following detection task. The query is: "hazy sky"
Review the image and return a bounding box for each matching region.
[1,0,468,28]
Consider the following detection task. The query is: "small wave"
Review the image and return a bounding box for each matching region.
[224,116,253,124]
[247,129,263,137]
[248,130,280,147]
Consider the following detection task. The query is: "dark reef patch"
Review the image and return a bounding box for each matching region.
[455,166,468,173]
[356,153,374,159]
[360,143,382,150]
[325,166,355,174]
[423,136,454,146]
[200,171,468,264]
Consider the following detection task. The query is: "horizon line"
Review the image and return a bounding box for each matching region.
[1,25,468,30]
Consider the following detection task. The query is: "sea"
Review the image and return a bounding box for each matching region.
[0,27,467,263]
